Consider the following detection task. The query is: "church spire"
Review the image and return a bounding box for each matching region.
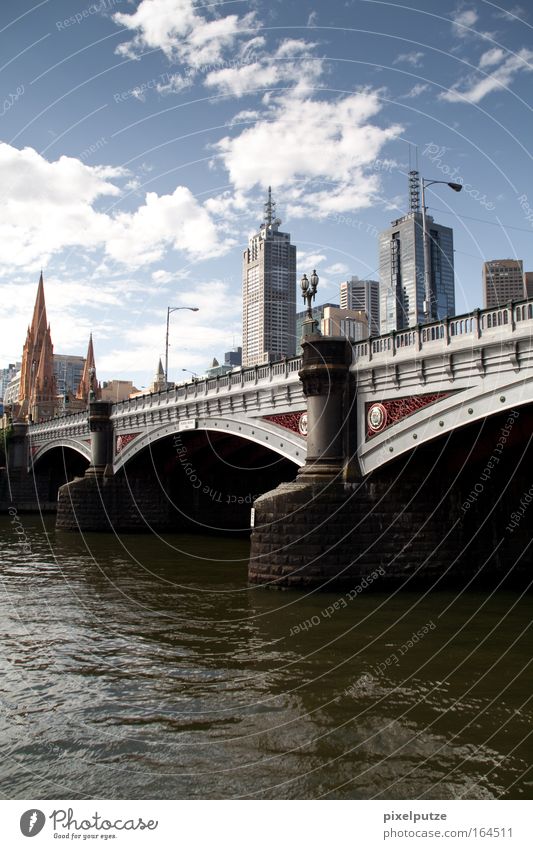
[19,271,54,416]
[30,271,47,341]
[77,333,99,401]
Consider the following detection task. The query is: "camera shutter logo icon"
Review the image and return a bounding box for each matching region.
[20,810,46,837]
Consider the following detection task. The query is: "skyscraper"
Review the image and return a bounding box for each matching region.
[379,173,456,333]
[483,259,525,308]
[242,188,296,367]
[340,276,380,336]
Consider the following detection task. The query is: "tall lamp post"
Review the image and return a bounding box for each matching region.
[165,306,199,385]
[300,269,320,338]
[421,179,462,322]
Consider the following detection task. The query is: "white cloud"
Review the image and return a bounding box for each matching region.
[442,47,533,103]
[215,88,402,218]
[205,39,324,98]
[106,186,232,266]
[452,8,479,36]
[493,5,527,21]
[393,51,425,67]
[325,262,350,276]
[226,109,261,128]
[0,142,235,271]
[97,280,242,377]
[399,83,430,99]
[114,0,256,69]
[298,252,327,271]
[479,47,506,67]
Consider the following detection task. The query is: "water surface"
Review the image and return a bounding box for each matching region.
[0,515,531,799]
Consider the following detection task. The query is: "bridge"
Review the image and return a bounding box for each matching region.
[5,298,533,589]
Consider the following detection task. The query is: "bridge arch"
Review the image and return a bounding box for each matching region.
[359,381,531,476]
[113,416,306,473]
[29,437,91,472]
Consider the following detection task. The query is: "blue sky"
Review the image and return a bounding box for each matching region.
[0,0,532,387]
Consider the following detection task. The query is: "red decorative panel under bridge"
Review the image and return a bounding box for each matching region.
[115,433,141,455]
[263,412,308,437]
[366,392,452,438]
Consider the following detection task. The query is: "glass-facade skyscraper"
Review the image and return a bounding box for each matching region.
[379,211,455,333]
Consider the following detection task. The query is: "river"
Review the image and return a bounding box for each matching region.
[0,515,531,799]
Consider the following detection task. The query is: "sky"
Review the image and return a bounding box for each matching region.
[0,0,532,388]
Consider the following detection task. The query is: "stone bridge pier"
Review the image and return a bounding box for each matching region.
[248,335,532,590]
[56,400,179,532]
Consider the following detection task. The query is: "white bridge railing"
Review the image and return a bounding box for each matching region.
[352,299,533,363]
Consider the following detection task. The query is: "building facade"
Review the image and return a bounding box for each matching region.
[242,188,296,366]
[54,355,85,398]
[379,212,455,333]
[483,259,525,308]
[224,347,242,367]
[296,303,339,350]
[320,306,368,341]
[0,362,21,403]
[340,277,380,336]
[525,271,533,299]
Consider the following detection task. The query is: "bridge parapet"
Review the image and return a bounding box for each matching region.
[352,299,533,367]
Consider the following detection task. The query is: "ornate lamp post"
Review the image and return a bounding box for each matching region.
[300,269,320,338]
[421,178,462,322]
[165,306,199,385]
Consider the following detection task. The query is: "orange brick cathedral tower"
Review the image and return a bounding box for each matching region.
[18,273,57,421]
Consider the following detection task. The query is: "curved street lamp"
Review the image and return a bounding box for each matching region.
[165,306,199,385]
[421,179,462,322]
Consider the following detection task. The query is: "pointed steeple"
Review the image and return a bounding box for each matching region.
[31,323,55,405]
[19,272,53,414]
[77,333,99,401]
[151,357,167,392]
[30,271,48,340]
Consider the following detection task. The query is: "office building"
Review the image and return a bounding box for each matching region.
[54,354,85,398]
[224,347,242,367]
[340,277,380,336]
[320,306,368,341]
[0,362,21,403]
[525,271,533,299]
[296,303,339,350]
[242,188,296,366]
[482,260,525,308]
[379,172,456,333]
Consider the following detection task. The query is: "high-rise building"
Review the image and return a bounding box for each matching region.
[54,354,85,398]
[0,362,21,403]
[525,271,533,299]
[296,303,339,350]
[482,259,525,308]
[224,347,242,367]
[340,277,380,336]
[242,188,296,366]
[379,172,456,333]
[320,306,368,341]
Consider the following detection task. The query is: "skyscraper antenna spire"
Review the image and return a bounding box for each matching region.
[264,185,274,227]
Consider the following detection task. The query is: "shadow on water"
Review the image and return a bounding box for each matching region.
[0,515,531,799]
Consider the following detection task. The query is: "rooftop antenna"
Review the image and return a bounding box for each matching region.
[264,186,274,228]
[408,142,420,213]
